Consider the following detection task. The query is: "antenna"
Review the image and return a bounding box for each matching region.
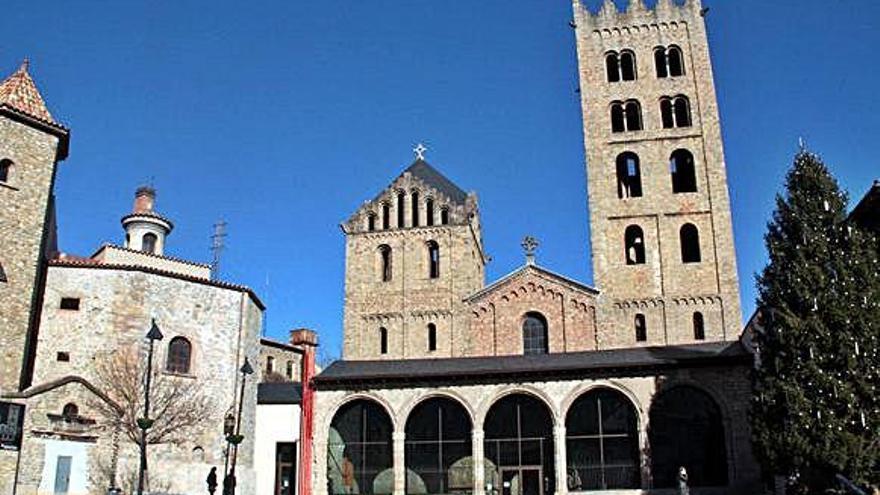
[210,220,227,280]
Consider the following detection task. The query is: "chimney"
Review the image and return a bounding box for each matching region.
[292,328,318,495]
[133,186,156,213]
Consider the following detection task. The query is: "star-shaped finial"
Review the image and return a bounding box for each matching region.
[522,235,539,264]
[413,143,428,161]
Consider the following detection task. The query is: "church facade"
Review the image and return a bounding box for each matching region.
[311,1,761,494]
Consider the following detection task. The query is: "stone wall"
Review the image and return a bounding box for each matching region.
[259,339,303,382]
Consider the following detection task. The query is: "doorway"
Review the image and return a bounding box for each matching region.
[275,442,297,495]
[54,456,72,494]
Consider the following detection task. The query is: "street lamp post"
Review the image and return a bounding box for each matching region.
[225,357,254,495]
[137,319,163,495]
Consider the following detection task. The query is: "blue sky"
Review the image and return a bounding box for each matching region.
[5,1,878,358]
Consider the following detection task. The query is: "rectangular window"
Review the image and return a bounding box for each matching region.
[57,352,70,362]
[60,298,80,311]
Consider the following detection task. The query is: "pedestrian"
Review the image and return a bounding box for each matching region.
[677,466,689,495]
[207,467,218,495]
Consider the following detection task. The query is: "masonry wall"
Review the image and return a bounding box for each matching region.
[572,0,742,347]
[0,116,60,395]
[259,341,303,382]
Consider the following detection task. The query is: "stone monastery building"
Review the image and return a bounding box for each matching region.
[312,1,761,495]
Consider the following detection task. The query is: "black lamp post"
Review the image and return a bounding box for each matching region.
[225,357,253,495]
[137,319,163,495]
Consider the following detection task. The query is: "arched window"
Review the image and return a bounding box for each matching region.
[142,233,158,254]
[397,191,406,228]
[670,149,697,193]
[426,198,434,226]
[427,323,437,352]
[411,190,420,227]
[693,312,706,340]
[0,159,12,183]
[566,388,640,490]
[378,245,392,282]
[635,314,647,342]
[654,47,668,78]
[610,101,642,133]
[427,241,440,279]
[0,262,6,283]
[166,337,192,374]
[660,98,674,129]
[327,399,393,495]
[624,225,646,265]
[367,213,376,232]
[610,102,626,133]
[620,50,637,81]
[605,52,620,83]
[379,327,388,355]
[616,152,642,199]
[649,387,728,487]
[382,203,390,230]
[668,45,685,77]
[522,312,548,355]
[680,223,701,263]
[405,398,472,493]
[673,95,692,127]
[62,403,79,420]
[440,208,449,225]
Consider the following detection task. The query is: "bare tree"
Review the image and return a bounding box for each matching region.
[89,347,215,447]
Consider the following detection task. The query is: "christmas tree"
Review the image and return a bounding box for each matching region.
[751,149,879,491]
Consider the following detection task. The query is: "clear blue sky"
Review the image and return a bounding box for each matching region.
[5,1,878,359]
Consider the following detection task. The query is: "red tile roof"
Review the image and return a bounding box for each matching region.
[0,59,59,127]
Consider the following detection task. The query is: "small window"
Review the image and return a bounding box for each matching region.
[680,223,701,263]
[379,327,388,354]
[286,360,294,379]
[606,52,621,83]
[0,159,12,183]
[266,356,275,374]
[660,98,674,129]
[426,198,435,226]
[616,152,642,199]
[620,50,637,81]
[379,245,393,282]
[382,203,391,230]
[166,337,192,374]
[522,312,549,355]
[625,225,646,265]
[440,208,449,225]
[671,149,697,193]
[57,352,70,362]
[60,297,80,311]
[367,213,376,232]
[624,100,643,131]
[427,241,440,279]
[635,314,647,342]
[397,191,406,228]
[668,45,685,77]
[673,96,692,127]
[654,47,668,78]
[693,312,706,340]
[610,103,626,133]
[61,403,79,420]
[142,233,158,254]
[0,262,7,283]
[411,190,420,227]
[427,323,437,352]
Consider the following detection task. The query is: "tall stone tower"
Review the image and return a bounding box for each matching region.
[0,61,69,392]
[572,0,742,346]
[341,152,486,360]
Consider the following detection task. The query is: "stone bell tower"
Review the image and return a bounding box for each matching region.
[121,185,174,255]
[0,60,70,392]
[572,0,742,347]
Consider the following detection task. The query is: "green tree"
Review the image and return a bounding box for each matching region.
[751,149,880,492]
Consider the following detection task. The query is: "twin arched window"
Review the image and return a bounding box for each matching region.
[635,314,647,342]
[379,327,388,354]
[427,323,437,352]
[427,241,440,279]
[606,50,637,83]
[611,100,643,133]
[379,244,393,282]
[680,223,702,263]
[0,159,12,183]
[660,95,692,128]
[522,312,548,355]
[616,152,642,199]
[372,193,449,232]
[670,149,698,193]
[693,312,706,340]
[655,45,685,78]
[142,233,158,254]
[166,336,192,374]
[624,225,646,265]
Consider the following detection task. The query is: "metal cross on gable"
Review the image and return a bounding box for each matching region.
[413,143,428,161]
[522,235,539,264]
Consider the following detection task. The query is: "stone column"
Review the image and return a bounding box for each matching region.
[472,428,485,495]
[393,430,406,495]
[554,426,568,495]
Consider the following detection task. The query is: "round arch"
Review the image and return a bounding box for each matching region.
[475,385,560,428]
[404,396,474,494]
[398,390,476,427]
[327,397,395,495]
[560,380,645,425]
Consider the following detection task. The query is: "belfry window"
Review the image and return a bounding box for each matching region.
[606,52,620,83]
[616,152,642,199]
[670,149,698,193]
[680,223,701,263]
[411,190,420,227]
[379,327,388,355]
[660,96,692,128]
[655,45,685,78]
[693,312,706,340]
[610,101,643,133]
[379,245,392,282]
[427,323,437,352]
[635,314,647,342]
[606,51,637,83]
[0,159,12,183]
[142,233,158,254]
[440,208,449,225]
[426,198,435,226]
[397,191,406,228]
[522,312,548,355]
[382,203,390,230]
[427,241,440,279]
[624,225,646,265]
[166,337,192,374]
[367,213,376,232]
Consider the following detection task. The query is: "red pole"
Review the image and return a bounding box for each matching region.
[293,330,317,495]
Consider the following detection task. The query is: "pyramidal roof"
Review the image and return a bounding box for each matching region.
[0,59,59,127]
[404,159,469,204]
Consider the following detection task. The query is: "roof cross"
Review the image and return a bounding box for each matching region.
[522,235,539,264]
[413,143,428,161]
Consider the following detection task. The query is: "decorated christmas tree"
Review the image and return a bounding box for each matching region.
[751,149,879,491]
